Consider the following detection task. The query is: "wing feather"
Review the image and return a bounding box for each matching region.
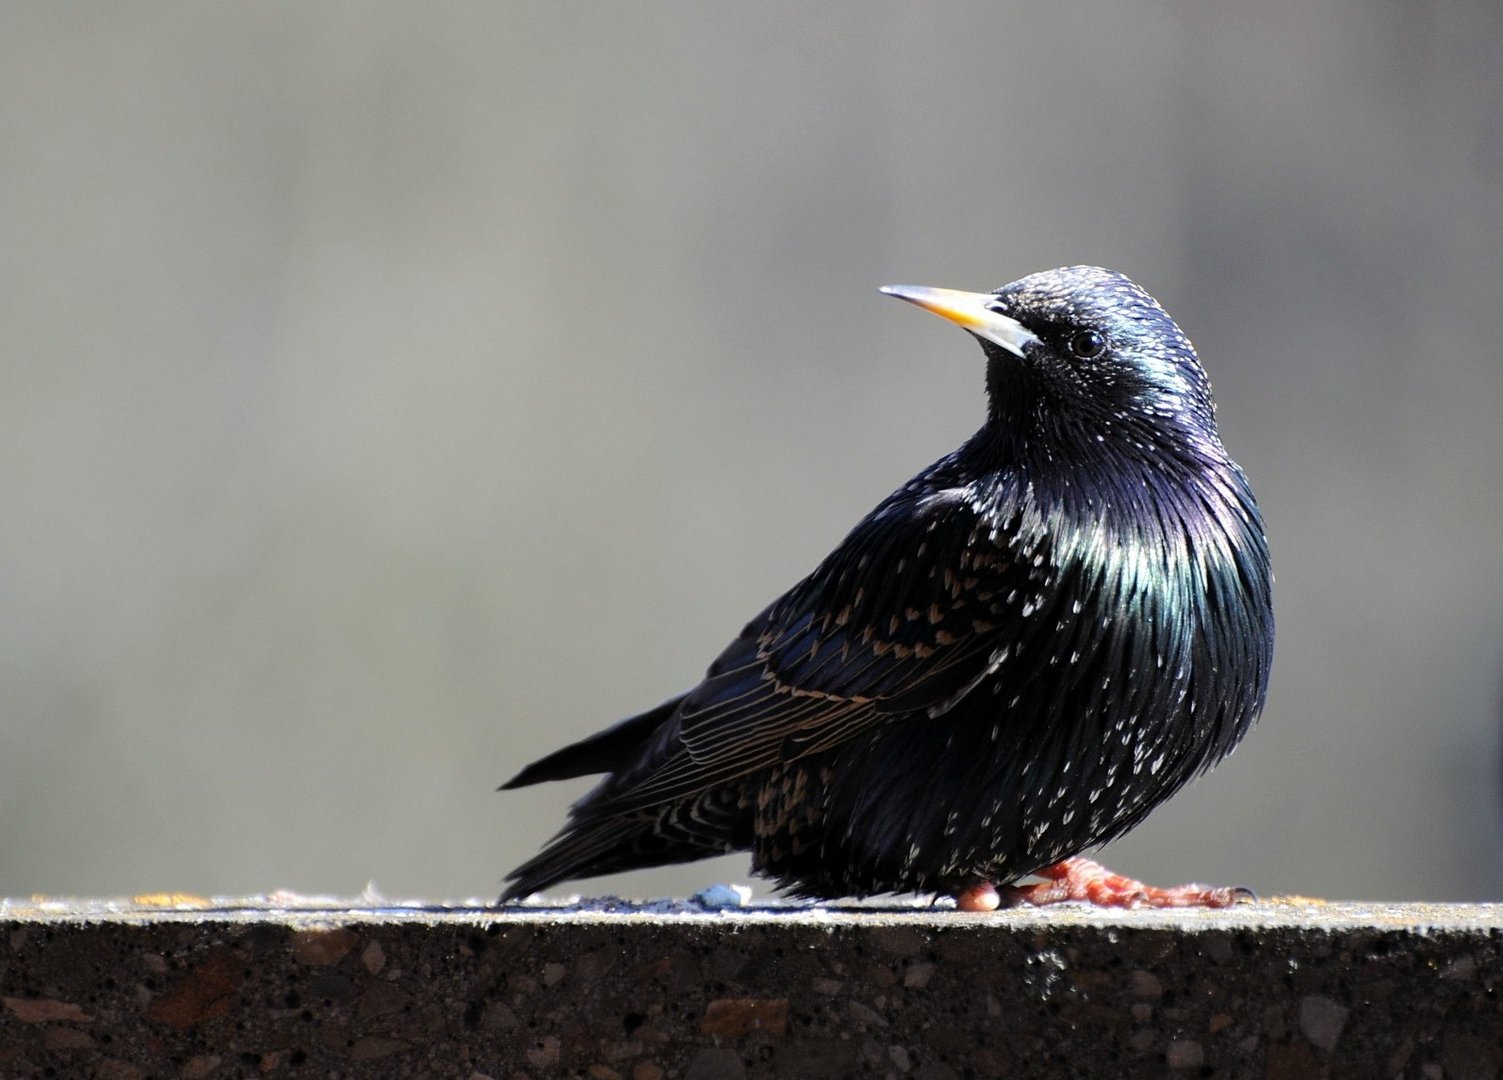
[580,481,1028,815]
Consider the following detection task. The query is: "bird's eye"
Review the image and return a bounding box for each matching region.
[1068,329,1107,360]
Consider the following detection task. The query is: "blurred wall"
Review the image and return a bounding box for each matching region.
[3,2,1501,902]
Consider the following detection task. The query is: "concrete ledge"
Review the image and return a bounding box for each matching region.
[2,897,1501,1078]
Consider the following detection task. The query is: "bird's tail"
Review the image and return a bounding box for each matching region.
[499,695,684,790]
[500,788,748,902]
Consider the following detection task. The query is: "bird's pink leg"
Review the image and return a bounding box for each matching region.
[971,857,1254,909]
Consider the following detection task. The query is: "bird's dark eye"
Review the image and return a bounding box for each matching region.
[1068,329,1107,359]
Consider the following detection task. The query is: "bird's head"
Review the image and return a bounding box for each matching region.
[882,266,1222,463]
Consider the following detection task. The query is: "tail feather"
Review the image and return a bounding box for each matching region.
[500,695,683,790]
[500,788,748,902]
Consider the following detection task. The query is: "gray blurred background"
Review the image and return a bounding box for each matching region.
[3,3,1501,903]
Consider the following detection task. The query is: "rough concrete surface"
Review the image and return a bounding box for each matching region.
[1,896,1501,1078]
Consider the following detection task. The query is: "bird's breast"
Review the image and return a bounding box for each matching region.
[930,465,1272,874]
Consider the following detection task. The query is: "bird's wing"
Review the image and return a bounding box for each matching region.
[596,482,1037,811]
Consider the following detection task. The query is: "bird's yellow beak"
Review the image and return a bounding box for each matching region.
[880,285,1039,359]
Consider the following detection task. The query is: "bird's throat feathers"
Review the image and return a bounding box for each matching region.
[960,433,1269,665]
[959,447,1272,807]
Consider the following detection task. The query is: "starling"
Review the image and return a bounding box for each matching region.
[501,266,1273,910]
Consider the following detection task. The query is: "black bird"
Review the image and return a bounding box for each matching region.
[501,266,1273,910]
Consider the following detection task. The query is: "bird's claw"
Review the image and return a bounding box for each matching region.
[960,857,1257,910]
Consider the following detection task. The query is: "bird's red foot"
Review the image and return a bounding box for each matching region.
[991,857,1255,909]
[954,882,1002,912]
